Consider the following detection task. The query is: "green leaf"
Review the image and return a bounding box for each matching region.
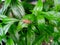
[17,21,29,32]
[33,35,45,45]
[37,15,45,31]
[0,36,2,44]
[3,18,18,24]
[44,25,54,35]
[17,2,25,16]
[11,1,25,19]
[27,25,35,45]
[6,38,14,45]
[54,0,60,6]
[31,25,38,33]
[54,27,59,32]
[1,0,11,14]
[0,14,18,24]
[0,15,7,19]
[0,0,2,3]
[42,11,57,20]
[3,23,12,34]
[33,0,43,15]
[42,11,60,26]
[54,0,60,11]
[51,41,59,45]
[0,24,3,36]
[11,4,22,19]
[37,15,45,25]
[23,14,35,22]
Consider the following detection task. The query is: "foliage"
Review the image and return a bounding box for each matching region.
[0,0,60,45]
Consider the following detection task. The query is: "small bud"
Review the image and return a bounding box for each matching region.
[23,20,31,24]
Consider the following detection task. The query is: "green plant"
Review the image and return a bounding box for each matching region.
[0,0,60,45]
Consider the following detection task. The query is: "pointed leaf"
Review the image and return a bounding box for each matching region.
[1,0,11,13]
[3,23,12,34]
[0,15,18,24]
[33,0,43,15]
[37,15,45,31]
[27,25,35,45]
[17,21,29,32]
[11,1,25,19]
[0,24,3,36]
[6,38,14,45]
[33,35,45,45]
[23,14,35,22]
